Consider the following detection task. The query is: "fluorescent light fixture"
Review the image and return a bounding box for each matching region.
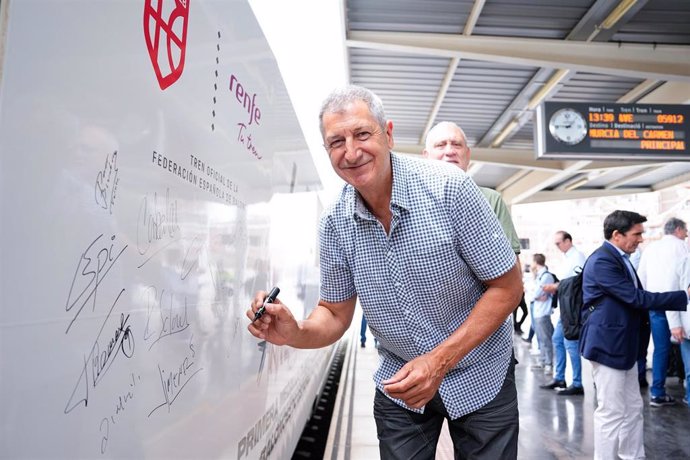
[527,69,570,110]
[490,120,518,148]
[601,0,637,30]
[564,177,590,192]
[492,69,569,148]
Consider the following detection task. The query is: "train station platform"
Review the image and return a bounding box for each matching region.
[324,313,690,459]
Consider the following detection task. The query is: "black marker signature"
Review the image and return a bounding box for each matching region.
[148,336,202,417]
[136,189,180,267]
[64,289,135,414]
[65,233,128,333]
[180,236,203,280]
[99,372,140,454]
[95,150,119,214]
[143,286,191,349]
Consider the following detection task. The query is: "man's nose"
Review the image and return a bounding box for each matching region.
[442,143,455,155]
[343,137,361,161]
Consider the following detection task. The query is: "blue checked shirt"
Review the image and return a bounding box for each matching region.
[319,153,517,418]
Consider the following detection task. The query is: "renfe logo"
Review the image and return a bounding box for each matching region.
[143,0,190,90]
[229,74,261,126]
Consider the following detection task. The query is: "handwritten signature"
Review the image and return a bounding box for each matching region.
[65,233,128,333]
[143,285,191,350]
[237,123,262,159]
[99,372,140,454]
[148,335,202,417]
[94,150,119,214]
[65,289,135,414]
[136,189,181,267]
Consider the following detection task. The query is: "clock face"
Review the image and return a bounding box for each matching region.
[548,108,588,145]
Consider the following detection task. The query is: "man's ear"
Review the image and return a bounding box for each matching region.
[385,120,395,150]
[422,148,429,158]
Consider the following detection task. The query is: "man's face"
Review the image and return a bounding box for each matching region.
[553,234,572,254]
[613,223,645,254]
[322,100,394,191]
[674,226,688,241]
[422,124,471,171]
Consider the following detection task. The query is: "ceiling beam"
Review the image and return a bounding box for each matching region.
[497,169,532,193]
[576,160,667,171]
[617,79,660,103]
[654,171,690,191]
[501,160,592,204]
[421,57,459,144]
[421,0,487,143]
[346,31,690,82]
[520,187,652,204]
[638,81,690,104]
[396,144,665,172]
[605,166,666,189]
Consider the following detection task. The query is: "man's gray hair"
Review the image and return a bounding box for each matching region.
[318,85,387,138]
[424,121,469,150]
[664,217,687,235]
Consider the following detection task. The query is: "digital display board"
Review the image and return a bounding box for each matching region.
[535,101,690,160]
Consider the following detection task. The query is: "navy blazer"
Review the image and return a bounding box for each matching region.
[580,242,687,370]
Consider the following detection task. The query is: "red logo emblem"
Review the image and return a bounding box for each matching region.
[143,0,190,90]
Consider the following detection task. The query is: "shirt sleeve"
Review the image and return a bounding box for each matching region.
[448,176,516,281]
[318,213,356,303]
[480,187,521,255]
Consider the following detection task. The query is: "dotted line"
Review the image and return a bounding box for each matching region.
[212,30,221,131]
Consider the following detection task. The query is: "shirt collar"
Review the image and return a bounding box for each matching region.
[389,153,410,213]
[605,240,627,258]
[351,152,410,221]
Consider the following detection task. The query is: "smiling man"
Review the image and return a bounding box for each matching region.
[581,210,690,460]
[247,85,523,459]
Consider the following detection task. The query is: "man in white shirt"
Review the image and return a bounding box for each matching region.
[637,217,688,406]
[541,231,586,395]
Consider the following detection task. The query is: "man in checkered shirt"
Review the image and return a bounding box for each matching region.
[248,85,523,459]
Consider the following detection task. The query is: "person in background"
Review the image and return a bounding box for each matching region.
[637,217,688,406]
[360,315,368,347]
[629,247,649,388]
[422,121,524,332]
[513,294,528,335]
[580,210,689,460]
[541,231,586,395]
[529,254,555,374]
[248,85,523,459]
[669,252,690,406]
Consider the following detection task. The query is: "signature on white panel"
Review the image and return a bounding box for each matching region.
[94,150,119,214]
[65,233,128,333]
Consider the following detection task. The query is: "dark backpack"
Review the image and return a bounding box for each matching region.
[558,265,585,340]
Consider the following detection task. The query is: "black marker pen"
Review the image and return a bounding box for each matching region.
[253,287,280,322]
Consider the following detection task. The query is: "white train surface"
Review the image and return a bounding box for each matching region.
[0,1,334,458]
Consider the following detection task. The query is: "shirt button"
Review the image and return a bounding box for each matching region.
[395,282,401,288]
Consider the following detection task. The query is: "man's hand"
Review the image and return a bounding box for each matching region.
[542,282,559,294]
[246,290,299,346]
[381,353,447,409]
[671,326,685,344]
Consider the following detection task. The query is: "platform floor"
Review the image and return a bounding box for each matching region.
[325,317,690,460]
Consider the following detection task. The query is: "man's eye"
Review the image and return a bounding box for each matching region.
[356,131,371,141]
[329,139,345,150]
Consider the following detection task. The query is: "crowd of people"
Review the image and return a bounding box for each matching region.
[247,84,690,459]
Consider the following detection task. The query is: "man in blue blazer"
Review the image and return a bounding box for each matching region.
[581,210,690,460]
